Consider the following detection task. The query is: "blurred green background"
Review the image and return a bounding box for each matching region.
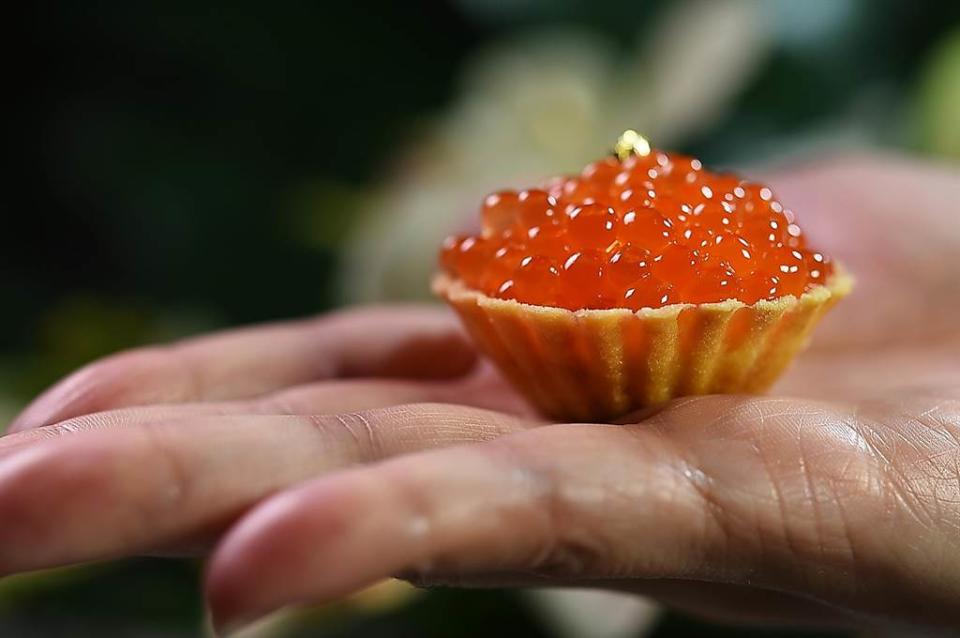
[4,0,959,636]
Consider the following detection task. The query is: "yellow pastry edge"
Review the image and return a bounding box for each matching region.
[433,266,853,422]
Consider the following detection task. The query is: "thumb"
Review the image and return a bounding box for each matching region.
[205,395,960,632]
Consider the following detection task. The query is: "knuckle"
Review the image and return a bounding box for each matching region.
[527,470,612,578]
[304,411,384,460]
[674,457,738,572]
[137,426,193,515]
[36,414,108,440]
[303,402,515,460]
[483,437,616,579]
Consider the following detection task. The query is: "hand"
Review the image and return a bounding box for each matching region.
[2,154,959,635]
[0,306,536,558]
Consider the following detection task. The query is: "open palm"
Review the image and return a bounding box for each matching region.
[1,154,958,634]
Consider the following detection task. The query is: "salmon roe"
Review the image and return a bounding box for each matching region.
[440,149,834,311]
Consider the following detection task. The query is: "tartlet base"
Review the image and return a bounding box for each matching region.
[433,268,853,422]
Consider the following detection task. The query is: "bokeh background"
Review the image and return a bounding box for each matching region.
[4,0,960,636]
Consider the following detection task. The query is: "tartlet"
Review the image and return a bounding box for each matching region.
[435,132,851,422]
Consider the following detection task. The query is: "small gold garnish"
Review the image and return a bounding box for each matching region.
[613,129,651,161]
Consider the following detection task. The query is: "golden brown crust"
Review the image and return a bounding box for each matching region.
[433,268,853,422]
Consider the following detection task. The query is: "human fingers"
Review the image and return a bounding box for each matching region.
[0,367,533,457]
[9,305,476,434]
[206,393,960,632]
[0,403,532,575]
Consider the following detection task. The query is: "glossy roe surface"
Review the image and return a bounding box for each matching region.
[440,150,834,311]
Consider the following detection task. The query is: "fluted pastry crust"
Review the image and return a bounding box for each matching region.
[434,268,853,422]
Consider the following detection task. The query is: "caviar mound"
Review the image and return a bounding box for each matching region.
[440,150,835,311]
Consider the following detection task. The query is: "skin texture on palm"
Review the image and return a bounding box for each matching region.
[0,154,958,634]
[770,155,960,399]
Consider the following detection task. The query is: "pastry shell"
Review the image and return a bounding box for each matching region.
[433,268,852,422]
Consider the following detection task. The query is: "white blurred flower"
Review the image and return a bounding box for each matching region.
[525,588,660,638]
[340,0,771,303]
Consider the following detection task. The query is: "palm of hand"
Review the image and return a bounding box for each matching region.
[1,155,958,633]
